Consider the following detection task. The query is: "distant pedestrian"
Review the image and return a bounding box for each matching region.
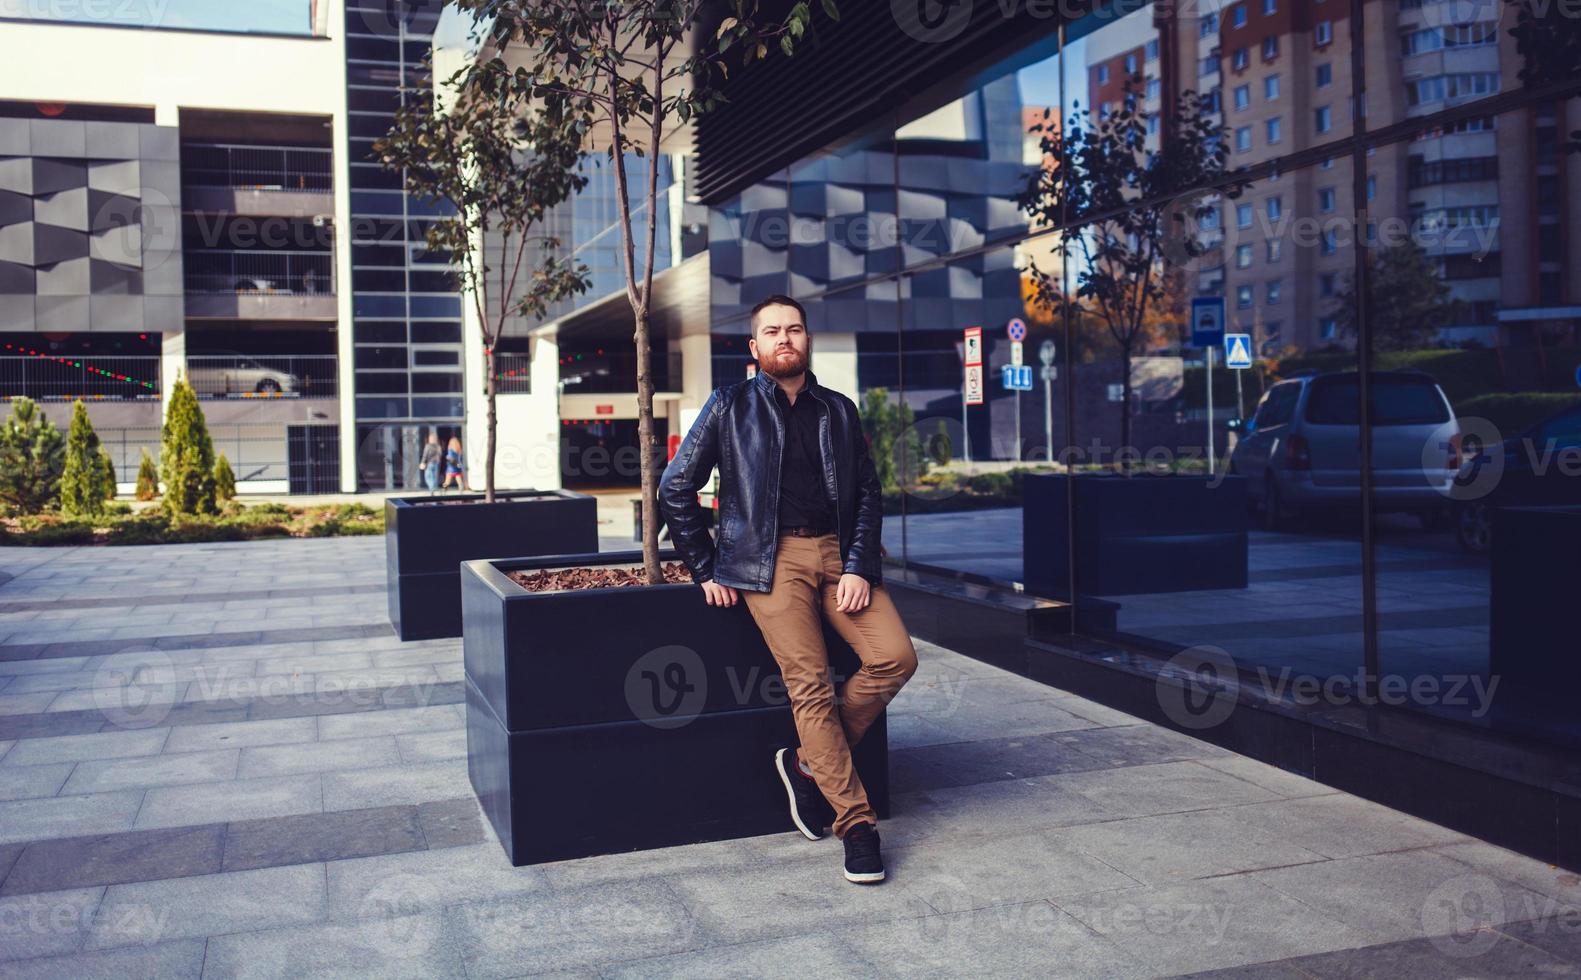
[418,433,441,494]
[442,436,467,492]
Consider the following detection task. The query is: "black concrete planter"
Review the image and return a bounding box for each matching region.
[461,549,890,866]
[385,490,598,641]
[1023,472,1248,597]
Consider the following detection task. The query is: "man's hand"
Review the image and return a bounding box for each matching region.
[834,573,871,613]
[700,580,739,607]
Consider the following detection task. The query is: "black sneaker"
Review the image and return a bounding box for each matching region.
[842,821,885,883]
[775,747,830,841]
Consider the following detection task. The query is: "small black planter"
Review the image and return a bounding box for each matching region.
[461,549,890,866]
[1023,472,1248,597]
[385,490,598,641]
[1490,505,1581,692]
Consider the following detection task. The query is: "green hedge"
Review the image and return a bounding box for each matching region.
[1454,392,1581,437]
[0,502,384,547]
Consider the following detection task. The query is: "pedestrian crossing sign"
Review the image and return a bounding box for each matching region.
[1225,333,1253,369]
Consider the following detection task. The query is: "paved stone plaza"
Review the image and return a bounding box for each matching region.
[0,536,1578,978]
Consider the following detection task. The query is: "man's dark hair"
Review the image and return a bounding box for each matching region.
[749,294,807,335]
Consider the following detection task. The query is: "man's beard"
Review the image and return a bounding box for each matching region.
[757,345,807,379]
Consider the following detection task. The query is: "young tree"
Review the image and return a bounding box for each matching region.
[376,57,591,503]
[61,400,107,517]
[135,448,160,501]
[161,375,217,517]
[0,397,65,514]
[214,453,237,502]
[100,448,117,500]
[458,0,839,583]
[1330,243,1463,351]
[1018,84,1234,466]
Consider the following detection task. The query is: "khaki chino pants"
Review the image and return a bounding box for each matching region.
[741,533,917,839]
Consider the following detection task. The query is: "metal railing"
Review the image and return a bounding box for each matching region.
[186,355,338,399]
[493,352,532,394]
[182,142,333,193]
[0,353,160,401]
[558,350,684,394]
[99,424,307,487]
[184,250,334,295]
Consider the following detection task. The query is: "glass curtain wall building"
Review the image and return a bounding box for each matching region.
[344,0,465,490]
[702,0,1580,766]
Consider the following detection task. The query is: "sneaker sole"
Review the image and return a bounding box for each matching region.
[844,868,886,884]
[775,748,824,841]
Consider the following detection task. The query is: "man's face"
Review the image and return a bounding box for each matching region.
[749,304,809,379]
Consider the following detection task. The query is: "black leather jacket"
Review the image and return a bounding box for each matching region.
[659,369,884,593]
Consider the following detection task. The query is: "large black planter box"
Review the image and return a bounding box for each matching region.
[461,549,890,866]
[385,490,598,641]
[1023,473,1248,597]
[1490,505,1581,692]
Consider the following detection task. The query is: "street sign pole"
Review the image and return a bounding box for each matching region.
[1206,345,1216,474]
[1015,389,1021,462]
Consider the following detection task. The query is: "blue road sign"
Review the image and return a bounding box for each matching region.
[1225,333,1253,369]
[1190,296,1226,348]
[1001,364,1033,391]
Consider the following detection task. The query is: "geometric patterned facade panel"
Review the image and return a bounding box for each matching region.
[34,185,90,232]
[0,119,179,330]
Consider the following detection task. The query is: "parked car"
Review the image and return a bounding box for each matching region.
[186,354,297,396]
[1228,371,1460,530]
[1452,400,1581,554]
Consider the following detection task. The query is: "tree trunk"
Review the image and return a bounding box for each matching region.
[484,345,498,504]
[1119,344,1133,474]
[635,306,661,583]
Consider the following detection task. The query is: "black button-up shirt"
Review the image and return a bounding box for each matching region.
[772,378,835,531]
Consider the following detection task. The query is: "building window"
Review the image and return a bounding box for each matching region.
[1319,272,1337,297]
[1315,20,1333,46]
[1146,77,1162,101]
[1237,284,1254,308]
[1316,63,1332,88]
[1267,239,1282,262]
[1315,105,1332,133]
[1146,113,1160,135]
[1236,126,1252,152]
[1205,88,1223,113]
[1265,74,1280,100]
[1232,48,1249,70]
[1318,187,1336,212]
[1097,64,1109,85]
[1265,321,1282,343]
[1263,0,1277,13]
[1201,207,1221,231]
[1319,316,1338,339]
[1236,244,1254,268]
[1267,196,1283,220]
[1266,117,1282,143]
[1232,3,1247,28]
[1200,55,1220,77]
[1366,175,1377,200]
[1234,85,1251,110]
[1237,203,1254,228]
[1321,156,1335,169]
[1146,38,1159,61]
[1407,72,1500,107]
[1125,53,1138,75]
[1320,230,1338,255]
[1262,36,1279,59]
[1267,279,1282,304]
[1201,11,1219,36]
